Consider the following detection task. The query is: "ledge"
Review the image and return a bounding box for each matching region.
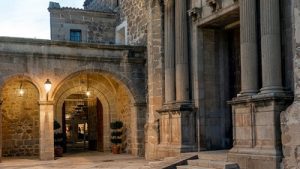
[39,101,55,105]
[0,37,146,51]
[228,92,294,105]
[157,101,195,113]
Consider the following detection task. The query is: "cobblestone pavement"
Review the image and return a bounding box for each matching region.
[0,152,150,169]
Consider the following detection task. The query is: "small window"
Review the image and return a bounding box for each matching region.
[70,29,82,42]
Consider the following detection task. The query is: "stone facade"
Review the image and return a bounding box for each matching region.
[84,0,118,12]
[117,0,148,45]
[49,2,116,44]
[0,37,146,160]
[1,0,300,169]
[144,0,164,160]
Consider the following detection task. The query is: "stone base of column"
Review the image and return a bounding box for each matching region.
[260,86,284,94]
[156,102,197,158]
[40,153,55,161]
[228,149,282,169]
[228,93,293,169]
[240,89,258,96]
[157,144,197,158]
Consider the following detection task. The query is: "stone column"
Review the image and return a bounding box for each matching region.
[239,0,258,95]
[260,0,283,93]
[164,0,176,103]
[175,0,189,101]
[39,101,54,161]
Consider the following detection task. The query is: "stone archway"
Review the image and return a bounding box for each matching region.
[53,70,139,154]
[0,76,40,158]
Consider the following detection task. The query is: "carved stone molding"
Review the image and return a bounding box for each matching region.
[188,7,202,21]
[206,0,221,12]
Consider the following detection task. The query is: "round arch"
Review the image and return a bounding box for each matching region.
[51,69,137,105]
[0,74,42,100]
[52,70,140,154]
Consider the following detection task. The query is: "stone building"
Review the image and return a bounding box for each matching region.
[0,0,300,169]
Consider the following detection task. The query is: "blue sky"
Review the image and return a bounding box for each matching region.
[0,0,85,39]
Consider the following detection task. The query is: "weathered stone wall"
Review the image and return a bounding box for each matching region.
[49,5,116,44]
[144,1,164,160]
[281,1,300,168]
[115,84,131,153]
[117,0,148,45]
[84,0,118,12]
[1,80,39,157]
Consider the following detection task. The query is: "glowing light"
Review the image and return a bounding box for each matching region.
[44,79,52,93]
[86,91,91,97]
[19,88,25,96]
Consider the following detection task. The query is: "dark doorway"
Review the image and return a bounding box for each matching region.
[199,26,240,150]
[228,27,241,98]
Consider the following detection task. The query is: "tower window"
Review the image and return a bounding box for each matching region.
[70,29,82,42]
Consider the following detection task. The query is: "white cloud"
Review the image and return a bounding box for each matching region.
[0,0,85,39]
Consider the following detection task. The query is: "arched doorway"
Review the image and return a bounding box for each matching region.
[0,76,40,158]
[53,70,137,154]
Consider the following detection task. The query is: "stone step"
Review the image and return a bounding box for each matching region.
[177,165,215,169]
[188,159,239,169]
[197,151,228,161]
[141,153,198,169]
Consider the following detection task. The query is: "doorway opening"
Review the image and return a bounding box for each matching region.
[199,27,240,150]
[60,93,103,153]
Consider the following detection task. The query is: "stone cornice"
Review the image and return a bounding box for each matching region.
[0,37,146,51]
[0,51,146,64]
[228,92,294,105]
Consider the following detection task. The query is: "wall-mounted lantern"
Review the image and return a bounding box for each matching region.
[44,79,52,101]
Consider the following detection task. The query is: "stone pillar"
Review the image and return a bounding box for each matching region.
[145,0,164,160]
[157,0,196,159]
[239,0,258,95]
[39,101,54,161]
[260,0,283,93]
[164,0,176,103]
[175,0,189,101]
